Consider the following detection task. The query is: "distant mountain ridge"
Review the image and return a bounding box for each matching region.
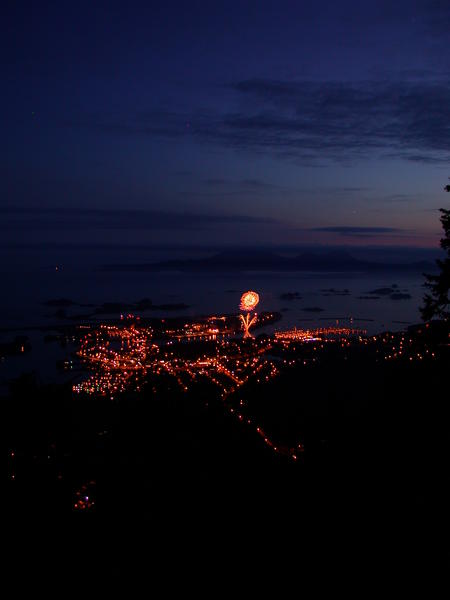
[102,249,435,273]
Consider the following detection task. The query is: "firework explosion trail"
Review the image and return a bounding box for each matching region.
[239,291,259,338]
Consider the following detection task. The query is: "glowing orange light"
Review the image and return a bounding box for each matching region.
[240,291,259,312]
[239,291,260,338]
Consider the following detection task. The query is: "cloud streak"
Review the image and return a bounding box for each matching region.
[70,77,450,165]
[311,226,404,237]
[0,206,277,231]
[218,78,450,163]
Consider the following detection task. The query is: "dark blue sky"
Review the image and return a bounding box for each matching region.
[2,0,449,248]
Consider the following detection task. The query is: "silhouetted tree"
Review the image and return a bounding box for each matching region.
[421,184,450,321]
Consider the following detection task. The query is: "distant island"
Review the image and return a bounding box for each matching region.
[320,288,351,296]
[44,298,80,307]
[280,292,302,301]
[365,285,412,301]
[44,297,190,320]
[101,249,435,273]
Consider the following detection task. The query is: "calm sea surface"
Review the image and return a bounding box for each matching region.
[0,244,429,383]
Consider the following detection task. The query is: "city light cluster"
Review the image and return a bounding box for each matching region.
[275,326,367,342]
[69,295,442,468]
[71,318,303,460]
[73,324,156,398]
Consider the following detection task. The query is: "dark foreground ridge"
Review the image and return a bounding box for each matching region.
[5,319,449,574]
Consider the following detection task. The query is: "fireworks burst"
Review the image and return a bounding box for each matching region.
[240,291,260,312]
[239,290,259,338]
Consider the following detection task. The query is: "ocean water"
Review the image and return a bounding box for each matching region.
[0,244,430,385]
[0,244,428,333]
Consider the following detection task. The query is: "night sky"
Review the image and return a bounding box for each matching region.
[2,0,450,248]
